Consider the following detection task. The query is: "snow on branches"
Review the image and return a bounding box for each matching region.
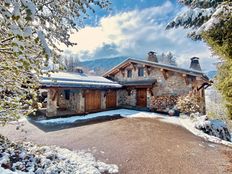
[166,0,232,39]
[0,0,110,121]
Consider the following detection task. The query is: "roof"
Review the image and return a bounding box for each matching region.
[119,79,157,87]
[40,72,122,89]
[103,58,209,81]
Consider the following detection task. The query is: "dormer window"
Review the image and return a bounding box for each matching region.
[127,69,132,78]
[138,67,144,77]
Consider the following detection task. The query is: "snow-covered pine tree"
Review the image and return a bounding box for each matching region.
[166,51,177,66]
[167,0,231,40]
[167,0,232,119]
[159,52,177,66]
[0,0,110,122]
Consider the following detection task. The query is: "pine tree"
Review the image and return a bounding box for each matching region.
[159,52,177,66]
[166,51,177,66]
[167,0,232,119]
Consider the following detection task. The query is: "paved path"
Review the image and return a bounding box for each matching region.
[1,117,232,174]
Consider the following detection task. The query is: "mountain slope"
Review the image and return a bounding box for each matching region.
[80,56,128,74]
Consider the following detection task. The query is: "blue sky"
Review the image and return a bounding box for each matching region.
[61,0,218,71]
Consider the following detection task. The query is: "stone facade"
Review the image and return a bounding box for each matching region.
[110,63,206,113]
[117,89,137,107]
[57,89,85,114]
[56,89,107,114]
[46,88,58,117]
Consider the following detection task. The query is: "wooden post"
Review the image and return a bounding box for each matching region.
[46,88,58,117]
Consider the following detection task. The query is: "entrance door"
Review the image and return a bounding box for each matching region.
[106,90,117,109]
[136,88,147,107]
[85,90,101,112]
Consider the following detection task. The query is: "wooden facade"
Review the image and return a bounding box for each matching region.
[85,90,101,113]
[136,89,147,107]
[106,90,117,109]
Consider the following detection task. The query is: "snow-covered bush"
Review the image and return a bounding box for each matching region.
[0,135,118,174]
[177,94,200,114]
[193,115,231,142]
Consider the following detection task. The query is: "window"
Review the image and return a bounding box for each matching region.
[64,90,70,100]
[138,67,144,77]
[127,69,132,78]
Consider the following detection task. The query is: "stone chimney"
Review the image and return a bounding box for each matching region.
[147,51,158,62]
[190,57,201,71]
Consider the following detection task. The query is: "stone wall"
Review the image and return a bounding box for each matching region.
[113,64,206,113]
[57,89,106,114]
[46,88,58,117]
[117,89,136,107]
[58,89,84,113]
[151,70,192,96]
[101,91,106,110]
[113,65,192,96]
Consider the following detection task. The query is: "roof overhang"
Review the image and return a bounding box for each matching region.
[120,79,157,88]
[103,58,210,82]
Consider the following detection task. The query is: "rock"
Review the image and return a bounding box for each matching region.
[19,151,26,160]
[194,116,231,142]
[46,153,57,161]
[168,109,175,116]
[35,168,44,174]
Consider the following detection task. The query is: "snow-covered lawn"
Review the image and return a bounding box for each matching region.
[36,109,232,147]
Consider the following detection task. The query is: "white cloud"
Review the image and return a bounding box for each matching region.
[60,1,218,71]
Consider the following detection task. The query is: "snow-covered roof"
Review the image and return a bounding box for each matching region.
[41,72,122,89]
[103,58,209,81]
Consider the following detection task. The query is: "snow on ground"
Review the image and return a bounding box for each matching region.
[36,109,181,125]
[0,167,27,174]
[0,136,118,174]
[180,117,232,147]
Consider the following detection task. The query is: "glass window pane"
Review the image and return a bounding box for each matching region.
[138,68,144,76]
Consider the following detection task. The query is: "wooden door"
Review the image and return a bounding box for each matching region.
[106,90,117,109]
[85,90,101,112]
[136,89,147,107]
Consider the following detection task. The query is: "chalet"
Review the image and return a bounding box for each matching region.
[40,52,210,117]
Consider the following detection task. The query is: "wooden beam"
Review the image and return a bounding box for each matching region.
[52,89,58,101]
[130,62,137,70]
[126,89,131,96]
[182,74,189,85]
[120,68,125,77]
[160,68,168,80]
[82,90,86,98]
[145,65,151,75]
[149,88,154,96]
[197,82,209,91]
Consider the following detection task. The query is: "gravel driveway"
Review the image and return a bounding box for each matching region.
[1,116,232,174]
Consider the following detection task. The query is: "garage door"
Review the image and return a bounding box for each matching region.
[85,90,101,112]
[106,90,117,109]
